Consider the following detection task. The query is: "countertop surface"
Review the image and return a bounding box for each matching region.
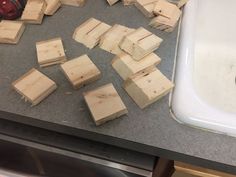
[0,0,236,173]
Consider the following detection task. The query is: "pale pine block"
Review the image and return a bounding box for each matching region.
[73,18,111,49]
[154,0,181,19]
[60,0,86,7]
[107,0,120,6]
[135,0,159,18]
[21,0,46,24]
[123,67,174,109]
[99,24,134,55]
[45,0,61,15]
[84,83,128,126]
[111,52,161,80]
[12,68,57,106]
[61,55,101,89]
[119,27,163,61]
[177,0,189,8]
[0,20,25,44]
[36,37,67,67]
[122,0,135,5]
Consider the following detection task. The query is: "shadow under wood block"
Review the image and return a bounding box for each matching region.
[119,27,163,61]
[44,0,61,16]
[36,37,67,67]
[73,18,111,49]
[124,67,174,109]
[83,83,128,126]
[99,24,134,55]
[60,55,101,89]
[60,0,86,7]
[0,20,25,44]
[112,52,161,80]
[135,0,159,18]
[12,68,57,106]
[21,0,46,24]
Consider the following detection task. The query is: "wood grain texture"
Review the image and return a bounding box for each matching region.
[21,0,46,24]
[99,24,134,55]
[45,0,61,15]
[60,0,86,7]
[124,67,174,109]
[119,27,163,60]
[12,68,57,106]
[135,0,159,18]
[61,55,101,89]
[174,161,236,177]
[36,37,67,67]
[84,83,128,126]
[111,52,161,80]
[73,18,111,49]
[0,20,25,44]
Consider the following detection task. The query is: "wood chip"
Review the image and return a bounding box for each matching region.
[107,0,120,6]
[99,24,134,55]
[21,0,46,24]
[45,0,61,15]
[84,83,128,126]
[123,67,174,109]
[36,37,67,67]
[12,68,57,106]
[122,0,135,6]
[60,0,86,7]
[61,55,101,89]
[73,18,111,49]
[135,0,159,18]
[0,20,25,44]
[112,52,161,80]
[119,27,163,60]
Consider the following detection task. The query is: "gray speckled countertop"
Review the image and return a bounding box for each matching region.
[0,0,236,174]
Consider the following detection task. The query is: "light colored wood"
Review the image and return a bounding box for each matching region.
[119,27,163,61]
[122,0,135,5]
[12,68,57,106]
[36,37,67,67]
[0,20,25,44]
[124,67,174,109]
[107,0,120,6]
[60,0,86,7]
[153,0,181,18]
[174,161,236,177]
[149,9,181,32]
[111,52,161,80]
[84,83,128,126]
[61,55,101,89]
[135,0,159,18]
[99,24,134,55]
[177,0,189,8]
[21,0,46,24]
[73,18,111,49]
[45,0,61,15]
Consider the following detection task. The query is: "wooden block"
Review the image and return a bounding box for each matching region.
[36,37,67,67]
[135,0,159,18]
[111,53,161,80]
[12,68,57,106]
[21,0,46,24]
[61,55,101,89]
[73,18,111,49]
[60,0,86,7]
[107,0,120,6]
[99,24,134,55]
[123,67,174,109]
[176,0,189,8]
[45,0,61,15]
[0,20,25,44]
[119,27,163,61]
[153,0,181,18]
[122,0,135,6]
[84,83,128,126]
[149,11,181,32]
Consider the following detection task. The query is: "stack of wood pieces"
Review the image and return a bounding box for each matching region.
[135,0,188,32]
